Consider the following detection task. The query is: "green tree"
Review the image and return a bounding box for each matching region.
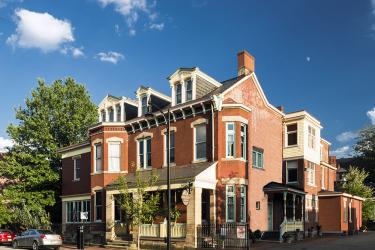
[342,166,375,223]
[115,171,160,250]
[0,78,97,228]
[353,126,375,183]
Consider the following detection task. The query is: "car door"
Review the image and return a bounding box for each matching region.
[18,230,29,247]
[26,230,37,247]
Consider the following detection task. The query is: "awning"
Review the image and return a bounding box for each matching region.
[263,182,306,195]
[106,161,217,191]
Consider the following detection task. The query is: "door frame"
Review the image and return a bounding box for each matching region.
[267,201,273,231]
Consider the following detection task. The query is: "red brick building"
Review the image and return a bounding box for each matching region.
[58,50,363,247]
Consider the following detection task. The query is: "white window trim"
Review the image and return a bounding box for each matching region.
[94,143,102,173]
[321,166,326,190]
[137,137,152,169]
[108,142,121,172]
[226,122,236,158]
[286,123,298,147]
[65,199,91,223]
[240,185,246,222]
[286,160,298,184]
[226,185,236,223]
[252,148,264,169]
[307,162,316,186]
[73,156,81,181]
[163,130,176,167]
[240,123,247,160]
[308,125,316,150]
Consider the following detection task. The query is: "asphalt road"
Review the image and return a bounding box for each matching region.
[0,232,374,250]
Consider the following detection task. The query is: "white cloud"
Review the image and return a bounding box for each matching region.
[96,51,124,64]
[331,145,352,159]
[149,22,164,31]
[60,46,84,58]
[306,56,311,62]
[367,107,375,125]
[371,0,375,15]
[7,9,74,52]
[115,24,121,36]
[0,137,13,153]
[336,131,358,143]
[98,0,163,35]
[72,47,84,58]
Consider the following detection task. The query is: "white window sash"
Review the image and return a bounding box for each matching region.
[226,122,235,158]
[108,142,121,171]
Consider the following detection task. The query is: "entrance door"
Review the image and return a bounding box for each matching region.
[268,202,273,231]
[201,189,210,224]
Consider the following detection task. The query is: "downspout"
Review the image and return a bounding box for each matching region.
[211,103,215,162]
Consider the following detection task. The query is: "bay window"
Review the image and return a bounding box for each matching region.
[95,144,102,172]
[186,79,192,101]
[226,185,235,222]
[286,160,298,183]
[307,162,315,186]
[226,122,235,158]
[286,124,297,146]
[308,126,316,149]
[108,142,121,171]
[241,123,247,159]
[176,83,182,104]
[66,200,90,223]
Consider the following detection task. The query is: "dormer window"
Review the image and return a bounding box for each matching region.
[116,104,121,122]
[175,83,182,104]
[108,107,114,122]
[101,110,106,122]
[186,79,192,101]
[141,95,148,115]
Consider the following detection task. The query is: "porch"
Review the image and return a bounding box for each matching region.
[105,162,217,248]
[263,182,306,241]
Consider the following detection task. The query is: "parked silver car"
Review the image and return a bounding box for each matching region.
[12,229,62,250]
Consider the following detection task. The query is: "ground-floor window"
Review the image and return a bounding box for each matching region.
[95,191,103,221]
[226,185,235,222]
[240,185,247,222]
[66,200,90,223]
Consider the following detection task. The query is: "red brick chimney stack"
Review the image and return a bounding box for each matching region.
[237,50,255,76]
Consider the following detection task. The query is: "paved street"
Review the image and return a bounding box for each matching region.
[0,232,374,250]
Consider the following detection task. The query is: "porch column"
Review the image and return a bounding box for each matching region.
[283,192,287,221]
[186,187,202,248]
[301,196,305,222]
[105,193,115,241]
[293,194,296,222]
[209,189,216,223]
[113,105,117,122]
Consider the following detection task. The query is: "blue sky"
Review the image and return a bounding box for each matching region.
[0,0,374,157]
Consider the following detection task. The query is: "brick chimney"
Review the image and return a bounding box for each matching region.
[237,50,255,76]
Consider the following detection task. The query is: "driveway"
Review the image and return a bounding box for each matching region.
[253,231,375,250]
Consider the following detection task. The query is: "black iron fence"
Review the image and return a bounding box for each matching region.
[197,223,250,249]
[52,223,106,245]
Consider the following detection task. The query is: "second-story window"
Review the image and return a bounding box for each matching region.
[321,166,326,190]
[141,96,148,116]
[139,137,152,169]
[116,104,121,122]
[241,123,247,159]
[286,160,298,183]
[195,124,206,160]
[287,124,298,146]
[186,79,192,101]
[307,162,315,186]
[95,144,102,172]
[176,83,182,104]
[108,142,121,171]
[252,147,264,169]
[308,126,316,149]
[73,157,80,181]
[226,122,235,158]
[165,132,175,164]
[109,107,114,122]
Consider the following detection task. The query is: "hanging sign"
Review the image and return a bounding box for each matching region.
[237,225,246,239]
[181,189,191,206]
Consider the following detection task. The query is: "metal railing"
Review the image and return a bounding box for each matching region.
[197,223,249,249]
[140,223,186,238]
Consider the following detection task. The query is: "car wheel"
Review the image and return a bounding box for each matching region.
[12,240,18,249]
[32,241,39,250]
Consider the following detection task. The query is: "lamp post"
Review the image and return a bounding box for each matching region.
[145,101,171,250]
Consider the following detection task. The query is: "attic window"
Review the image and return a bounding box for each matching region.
[176,83,182,104]
[141,96,148,116]
[186,79,192,101]
[109,107,114,122]
[101,110,106,122]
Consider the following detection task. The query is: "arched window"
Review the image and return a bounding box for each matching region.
[175,83,182,104]
[141,96,148,115]
[186,79,192,101]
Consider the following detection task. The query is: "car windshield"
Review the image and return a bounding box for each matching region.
[37,230,54,234]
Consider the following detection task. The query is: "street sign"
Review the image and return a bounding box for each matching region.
[80,211,88,220]
[181,189,190,206]
[237,225,246,239]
